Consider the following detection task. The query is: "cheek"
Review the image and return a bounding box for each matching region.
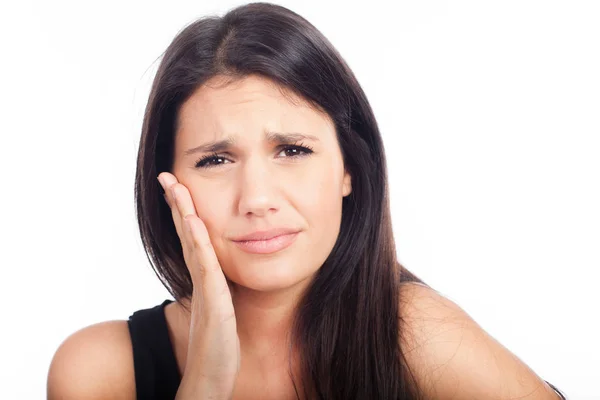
[304,168,344,213]
[188,190,227,244]
[299,172,345,243]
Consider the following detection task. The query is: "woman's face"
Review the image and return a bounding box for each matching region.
[172,74,352,292]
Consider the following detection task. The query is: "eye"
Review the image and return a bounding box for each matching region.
[276,144,314,159]
[194,152,231,169]
[194,143,314,169]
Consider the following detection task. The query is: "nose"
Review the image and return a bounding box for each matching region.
[237,155,279,217]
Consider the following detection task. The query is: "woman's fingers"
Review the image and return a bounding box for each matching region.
[157,172,233,308]
[158,174,188,263]
[157,173,239,393]
[185,215,236,320]
[172,184,196,220]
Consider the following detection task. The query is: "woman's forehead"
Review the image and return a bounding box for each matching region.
[176,75,335,144]
[180,75,317,119]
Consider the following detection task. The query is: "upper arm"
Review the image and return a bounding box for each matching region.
[47,320,136,400]
[399,283,562,400]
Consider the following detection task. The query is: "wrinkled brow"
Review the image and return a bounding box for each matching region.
[184,131,319,156]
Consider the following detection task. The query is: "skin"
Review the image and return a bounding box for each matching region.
[168,73,352,397]
[46,74,562,400]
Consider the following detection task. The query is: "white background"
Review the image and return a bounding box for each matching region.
[1,0,598,398]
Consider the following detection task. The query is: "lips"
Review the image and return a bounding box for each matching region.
[232,231,299,254]
[231,227,300,242]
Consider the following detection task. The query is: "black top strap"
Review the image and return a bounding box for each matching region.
[127,299,181,400]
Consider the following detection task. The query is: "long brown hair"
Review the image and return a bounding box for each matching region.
[135,2,427,398]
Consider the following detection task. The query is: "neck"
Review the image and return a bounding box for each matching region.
[230,279,309,361]
[178,277,312,363]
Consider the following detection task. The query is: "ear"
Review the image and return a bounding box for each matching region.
[342,170,352,197]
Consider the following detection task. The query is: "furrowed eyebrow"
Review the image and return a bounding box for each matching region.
[184,131,320,156]
[184,136,235,156]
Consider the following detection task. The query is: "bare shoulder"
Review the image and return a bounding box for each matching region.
[398,282,561,399]
[47,320,135,400]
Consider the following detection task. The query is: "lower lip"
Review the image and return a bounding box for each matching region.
[232,232,299,254]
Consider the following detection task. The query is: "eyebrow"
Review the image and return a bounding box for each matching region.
[184,131,320,156]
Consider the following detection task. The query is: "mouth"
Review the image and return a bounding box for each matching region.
[232,232,299,254]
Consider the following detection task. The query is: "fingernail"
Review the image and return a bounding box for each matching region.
[157,174,165,190]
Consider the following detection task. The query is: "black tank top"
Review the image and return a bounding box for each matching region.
[127,299,180,400]
[127,300,567,400]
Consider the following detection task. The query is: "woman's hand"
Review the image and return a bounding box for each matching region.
[158,172,240,400]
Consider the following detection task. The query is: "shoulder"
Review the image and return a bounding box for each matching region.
[47,320,135,400]
[398,282,561,399]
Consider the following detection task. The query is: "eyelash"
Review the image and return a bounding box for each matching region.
[194,142,315,169]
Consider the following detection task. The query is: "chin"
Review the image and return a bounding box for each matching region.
[223,258,317,293]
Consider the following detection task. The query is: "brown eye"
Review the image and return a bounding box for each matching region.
[195,153,231,168]
[277,145,314,158]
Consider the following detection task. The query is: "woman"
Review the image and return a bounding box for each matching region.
[47,2,566,399]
